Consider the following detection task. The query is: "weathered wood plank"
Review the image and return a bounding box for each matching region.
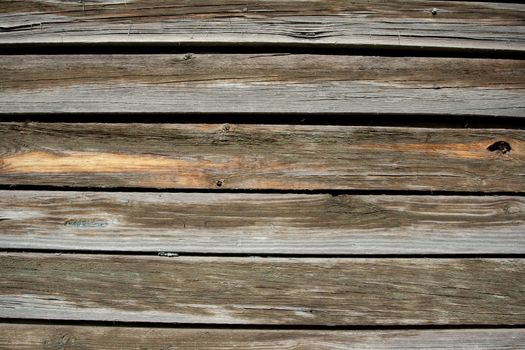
[0,55,524,116]
[0,123,524,191]
[1,324,524,350]
[1,1,524,53]
[1,254,524,325]
[1,191,524,254]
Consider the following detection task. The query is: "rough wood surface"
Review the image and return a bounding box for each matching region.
[1,1,524,52]
[0,123,524,191]
[1,191,524,254]
[1,324,524,350]
[1,55,524,116]
[0,254,524,325]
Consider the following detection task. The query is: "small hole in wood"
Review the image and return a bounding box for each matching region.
[431,8,438,15]
[487,141,511,154]
[216,180,223,187]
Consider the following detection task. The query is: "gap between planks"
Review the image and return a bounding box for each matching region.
[2,114,525,130]
[2,43,525,60]
[2,185,525,196]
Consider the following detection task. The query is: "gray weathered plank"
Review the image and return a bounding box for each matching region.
[0,55,524,116]
[1,1,524,52]
[0,123,524,191]
[1,191,524,254]
[1,324,524,350]
[0,254,524,325]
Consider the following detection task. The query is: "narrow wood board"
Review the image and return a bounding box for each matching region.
[0,123,524,191]
[1,55,524,116]
[1,191,524,254]
[1,324,524,349]
[0,254,524,325]
[1,1,524,52]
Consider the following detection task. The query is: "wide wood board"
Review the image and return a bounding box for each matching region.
[1,324,524,350]
[1,55,524,116]
[1,254,524,325]
[1,123,524,191]
[1,1,524,52]
[1,191,524,254]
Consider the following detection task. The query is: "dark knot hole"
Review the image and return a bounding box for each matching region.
[487,141,511,154]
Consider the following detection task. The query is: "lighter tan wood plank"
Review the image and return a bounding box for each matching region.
[0,55,524,116]
[0,123,524,191]
[1,0,524,52]
[0,254,524,325]
[1,191,524,254]
[1,324,524,350]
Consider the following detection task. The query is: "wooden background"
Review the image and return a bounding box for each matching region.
[0,0,524,348]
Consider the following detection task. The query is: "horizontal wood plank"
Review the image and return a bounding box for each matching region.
[0,123,524,191]
[1,1,524,53]
[0,254,524,325]
[1,191,524,254]
[0,55,524,116]
[1,324,524,350]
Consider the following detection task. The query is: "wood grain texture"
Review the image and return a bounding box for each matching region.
[0,123,524,191]
[1,254,524,325]
[1,191,524,254]
[0,0,524,52]
[1,324,524,350]
[0,55,524,116]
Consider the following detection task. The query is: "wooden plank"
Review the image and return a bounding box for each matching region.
[0,55,524,116]
[0,1,524,53]
[1,254,524,325]
[1,324,524,350]
[0,123,524,191]
[1,191,524,254]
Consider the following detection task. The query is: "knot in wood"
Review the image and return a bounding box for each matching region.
[487,141,511,154]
